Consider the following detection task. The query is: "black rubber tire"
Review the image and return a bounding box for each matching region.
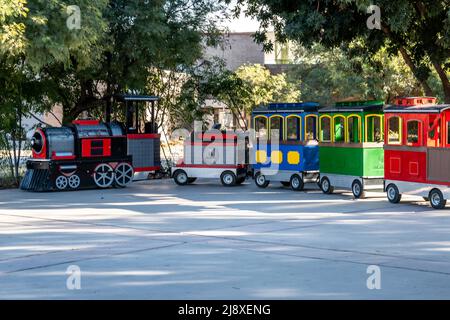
[290,174,305,191]
[254,172,270,188]
[187,178,197,184]
[320,177,334,194]
[351,180,365,199]
[429,189,447,209]
[173,170,189,186]
[386,184,402,204]
[220,171,237,187]
[280,181,290,187]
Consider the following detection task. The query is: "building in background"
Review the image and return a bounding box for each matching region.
[202,32,295,130]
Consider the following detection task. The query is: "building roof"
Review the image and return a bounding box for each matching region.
[253,102,321,114]
[114,95,160,102]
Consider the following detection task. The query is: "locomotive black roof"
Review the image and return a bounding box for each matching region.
[384,104,450,113]
[319,100,385,113]
[252,102,321,114]
[114,94,160,102]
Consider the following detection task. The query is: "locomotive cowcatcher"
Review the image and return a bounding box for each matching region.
[20,95,161,192]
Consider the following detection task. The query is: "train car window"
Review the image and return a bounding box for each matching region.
[255,117,268,139]
[286,116,300,141]
[347,116,361,143]
[388,116,402,144]
[366,115,383,142]
[333,116,345,142]
[270,116,284,140]
[305,115,317,140]
[427,115,440,147]
[320,116,331,142]
[407,120,421,145]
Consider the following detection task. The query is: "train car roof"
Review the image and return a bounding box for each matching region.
[319,100,384,113]
[384,104,450,114]
[114,94,160,102]
[252,102,321,114]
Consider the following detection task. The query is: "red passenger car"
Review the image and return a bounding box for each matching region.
[384,97,450,209]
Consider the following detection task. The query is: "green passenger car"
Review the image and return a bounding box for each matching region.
[318,100,385,198]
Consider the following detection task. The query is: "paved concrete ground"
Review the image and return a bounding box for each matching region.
[1,179,450,299]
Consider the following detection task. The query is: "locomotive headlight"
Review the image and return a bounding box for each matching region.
[31,131,44,154]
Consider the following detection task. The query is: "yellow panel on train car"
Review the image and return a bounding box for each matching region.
[287,151,300,165]
[271,151,283,164]
[256,150,267,163]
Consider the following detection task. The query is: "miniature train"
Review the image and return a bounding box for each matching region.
[20,93,450,209]
[20,95,161,191]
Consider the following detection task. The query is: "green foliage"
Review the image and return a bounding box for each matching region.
[290,43,424,105]
[234,0,450,102]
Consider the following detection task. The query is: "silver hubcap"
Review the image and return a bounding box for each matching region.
[68,175,80,189]
[55,176,68,190]
[115,163,134,187]
[257,175,266,185]
[353,184,360,195]
[94,164,114,188]
[431,193,441,206]
[177,172,188,184]
[322,180,329,191]
[292,177,300,188]
[224,174,233,184]
[388,187,396,200]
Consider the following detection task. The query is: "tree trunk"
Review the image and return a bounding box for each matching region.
[431,61,450,103]
[398,47,434,97]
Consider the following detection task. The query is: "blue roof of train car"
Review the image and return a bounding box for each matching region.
[252,102,321,114]
[319,100,384,113]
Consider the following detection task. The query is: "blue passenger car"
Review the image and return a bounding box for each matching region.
[251,102,321,190]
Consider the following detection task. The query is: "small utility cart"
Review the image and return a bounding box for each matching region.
[171,131,249,186]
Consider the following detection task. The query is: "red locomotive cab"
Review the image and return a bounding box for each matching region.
[384,97,450,209]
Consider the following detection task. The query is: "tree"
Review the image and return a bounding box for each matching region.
[234,0,450,102]
[289,43,427,105]
[178,61,300,130]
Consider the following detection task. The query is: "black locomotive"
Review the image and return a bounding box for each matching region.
[21,95,161,191]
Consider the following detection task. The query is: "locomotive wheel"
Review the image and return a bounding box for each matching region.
[220,171,237,187]
[320,177,334,194]
[351,180,365,199]
[429,189,447,210]
[68,174,81,189]
[386,184,401,204]
[114,163,134,187]
[173,170,189,186]
[254,172,270,188]
[94,164,114,188]
[55,175,68,190]
[290,174,304,191]
[280,181,290,187]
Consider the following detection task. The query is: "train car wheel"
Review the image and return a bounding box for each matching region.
[221,171,237,187]
[68,175,81,189]
[254,172,270,188]
[351,180,365,199]
[55,176,68,190]
[290,174,304,191]
[173,170,189,186]
[114,163,134,187]
[280,182,290,187]
[429,189,447,210]
[94,164,114,188]
[320,177,333,194]
[386,184,401,204]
